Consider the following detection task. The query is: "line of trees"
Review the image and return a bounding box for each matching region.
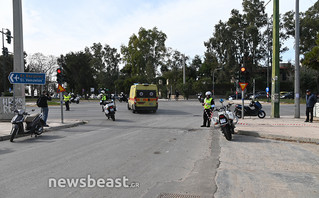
[1,0,318,98]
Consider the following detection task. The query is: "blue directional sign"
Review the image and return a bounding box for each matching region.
[266,87,269,92]
[8,72,46,85]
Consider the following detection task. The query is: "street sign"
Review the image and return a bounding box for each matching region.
[8,72,46,85]
[239,82,248,91]
[57,84,66,93]
[266,87,269,92]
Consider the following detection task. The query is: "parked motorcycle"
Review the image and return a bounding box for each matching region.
[10,109,45,142]
[70,95,80,104]
[212,99,238,141]
[119,94,128,103]
[197,93,203,103]
[103,100,116,121]
[234,100,266,119]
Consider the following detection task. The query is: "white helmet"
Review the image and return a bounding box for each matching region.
[101,90,105,94]
[205,91,212,96]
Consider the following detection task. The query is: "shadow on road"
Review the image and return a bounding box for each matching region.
[0,148,15,155]
[231,134,271,143]
[11,134,64,144]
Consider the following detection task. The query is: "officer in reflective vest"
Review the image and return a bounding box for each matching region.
[64,93,72,111]
[201,91,215,127]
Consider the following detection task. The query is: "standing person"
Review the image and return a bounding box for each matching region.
[305,89,317,123]
[64,93,71,111]
[37,91,52,127]
[168,90,171,101]
[201,91,215,127]
[100,90,108,112]
[175,90,179,101]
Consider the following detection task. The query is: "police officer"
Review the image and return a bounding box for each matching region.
[100,90,108,112]
[64,93,72,111]
[201,91,215,127]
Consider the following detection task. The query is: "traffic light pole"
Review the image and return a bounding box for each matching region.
[60,91,64,124]
[241,89,244,119]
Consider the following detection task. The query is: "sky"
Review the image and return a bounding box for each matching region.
[0,0,316,62]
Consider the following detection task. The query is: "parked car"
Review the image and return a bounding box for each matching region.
[249,91,268,100]
[280,92,294,99]
[228,93,242,100]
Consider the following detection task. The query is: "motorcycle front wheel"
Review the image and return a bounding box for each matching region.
[222,125,232,141]
[258,110,266,119]
[10,125,19,142]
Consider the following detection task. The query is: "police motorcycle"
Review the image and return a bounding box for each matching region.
[119,93,128,103]
[70,94,80,104]
[103,100,116,121]
[10,109,45,142]
[212,99,238,141]
[234,99,266,119]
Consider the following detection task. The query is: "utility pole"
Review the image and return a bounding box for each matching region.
[294,0,300,118]
[12,0,25,110]
[183,54,186,84]
[271,0,280,118]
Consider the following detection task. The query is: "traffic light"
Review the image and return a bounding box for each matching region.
[2,47,9,56]
[240,66,246,82]
[56,67,64,84]
[6,29,11,44]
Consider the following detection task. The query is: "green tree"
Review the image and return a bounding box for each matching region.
[57,51,96,96]
[0,54,13,95]
[121,27,167,83]
[283,1,319,54]
[85,43,121,93]
[303,34,319,91]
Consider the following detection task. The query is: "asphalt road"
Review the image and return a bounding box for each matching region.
[0,101,219,198]
[0,100,317,198]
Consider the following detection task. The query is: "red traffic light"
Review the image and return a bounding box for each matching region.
[57,68,62,74]
[240,67,246,72]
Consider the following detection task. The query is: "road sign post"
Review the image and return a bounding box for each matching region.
[57,84,66,124]
[239,82,248,119]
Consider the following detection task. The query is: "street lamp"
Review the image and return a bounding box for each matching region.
[212,67,222,98]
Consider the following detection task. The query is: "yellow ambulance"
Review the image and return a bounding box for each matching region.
[128,83,158,113]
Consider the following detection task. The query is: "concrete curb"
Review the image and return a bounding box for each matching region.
[0,120,88,142]
[236,129,319,144]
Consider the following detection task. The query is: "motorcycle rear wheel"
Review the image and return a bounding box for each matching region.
[222,125,232,141]
[258,110,266,119]
[35,125,43,135]
[111,115,115,121]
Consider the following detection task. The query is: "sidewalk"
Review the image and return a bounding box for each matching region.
[235,116,319,144]
[0,119,87,141]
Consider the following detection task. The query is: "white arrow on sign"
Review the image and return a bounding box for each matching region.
[9,73,14,83]
[9,73,19,83]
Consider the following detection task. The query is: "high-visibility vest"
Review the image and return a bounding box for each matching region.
[102,95,107,101]
[64,95,71,102]
[204,97,213,109]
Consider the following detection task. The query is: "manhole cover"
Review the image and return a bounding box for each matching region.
[158,193,200,198]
